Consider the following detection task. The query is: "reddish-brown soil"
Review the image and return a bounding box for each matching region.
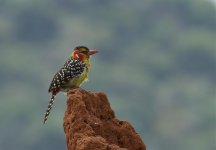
[63,88,146,150]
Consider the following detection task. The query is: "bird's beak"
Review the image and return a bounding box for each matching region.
[88,50,98,55]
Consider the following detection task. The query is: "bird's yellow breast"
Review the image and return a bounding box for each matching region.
[66,67,88,87]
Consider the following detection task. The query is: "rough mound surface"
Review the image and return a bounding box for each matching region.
[63,88,146,150]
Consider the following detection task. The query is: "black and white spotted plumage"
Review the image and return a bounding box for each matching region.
[48,58,86,93]
[43,58,86,124]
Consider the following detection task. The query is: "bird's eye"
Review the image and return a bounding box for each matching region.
[81,50,88,54]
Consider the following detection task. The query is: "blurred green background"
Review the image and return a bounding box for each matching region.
[0,0,215,150]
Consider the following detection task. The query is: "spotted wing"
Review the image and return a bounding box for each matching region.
[48,58,86,93]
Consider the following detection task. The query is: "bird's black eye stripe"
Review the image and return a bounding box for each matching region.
[81,50,88,54]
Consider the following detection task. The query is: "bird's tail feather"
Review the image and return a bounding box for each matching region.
[43,94,56,124]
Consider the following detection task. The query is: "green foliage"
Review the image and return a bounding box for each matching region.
[0,0,215,150]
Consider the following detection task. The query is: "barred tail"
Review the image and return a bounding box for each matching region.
[43,94,56,124]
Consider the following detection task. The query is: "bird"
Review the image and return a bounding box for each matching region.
[43,46,98,124]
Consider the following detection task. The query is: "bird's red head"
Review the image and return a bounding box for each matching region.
[72,46,98,61]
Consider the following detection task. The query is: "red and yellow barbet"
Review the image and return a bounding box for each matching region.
[43,46,98,124]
